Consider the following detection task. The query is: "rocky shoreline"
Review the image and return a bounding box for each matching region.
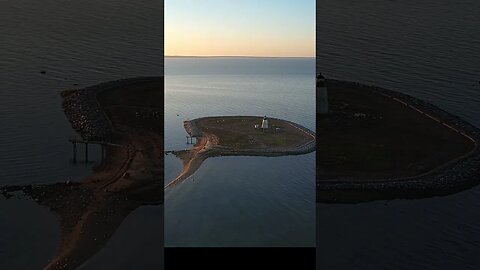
[317,80,480,203]
[61,77,162,141]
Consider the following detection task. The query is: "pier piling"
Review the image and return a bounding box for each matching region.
[69,138,108,163]
[186,136,195,144]
[85,142,89,162]
[72,142,77,163]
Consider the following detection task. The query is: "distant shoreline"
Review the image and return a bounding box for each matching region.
[165,55,315,59]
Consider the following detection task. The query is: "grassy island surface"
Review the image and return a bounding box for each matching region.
[317,79,480,203]
[317,81,473,180]
[195,116,313,149]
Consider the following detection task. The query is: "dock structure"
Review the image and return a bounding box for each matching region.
[69,138,111,163]
[184,120,201,145]
[186,135,196,145]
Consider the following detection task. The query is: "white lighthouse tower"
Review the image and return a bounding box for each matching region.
[317,73,329,114]
[261,115,269,130]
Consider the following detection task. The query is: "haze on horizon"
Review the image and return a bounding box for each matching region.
[165,0,315,57]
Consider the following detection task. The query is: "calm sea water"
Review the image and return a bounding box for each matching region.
[0,0,163,269]
[164,58,316,246]
[317,0,480,269]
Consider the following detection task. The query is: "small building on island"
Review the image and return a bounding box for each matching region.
[261,115,269,129]
[254,116,270,131]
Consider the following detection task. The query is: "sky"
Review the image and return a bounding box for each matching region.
[165,0,315,57]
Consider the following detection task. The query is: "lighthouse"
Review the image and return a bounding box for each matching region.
[317,73,329,114]
[261,115,269,129]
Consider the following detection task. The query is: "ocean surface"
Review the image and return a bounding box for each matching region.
[164,57,316,246]
[0,0,163,269]
[317,0,480,269]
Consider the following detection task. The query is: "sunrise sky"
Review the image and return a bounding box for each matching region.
[165,0,315,57]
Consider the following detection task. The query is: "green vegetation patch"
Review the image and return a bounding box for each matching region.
[196,116,312,149]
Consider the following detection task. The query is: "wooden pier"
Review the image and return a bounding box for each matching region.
[69,138,110,163]
[186,135,196,145]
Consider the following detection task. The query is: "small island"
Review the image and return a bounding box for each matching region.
[166,116,316,188]
[317,75,480,203]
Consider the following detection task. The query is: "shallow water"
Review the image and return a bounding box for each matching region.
[78,206,163,270]
[164,58,316,246]
[0,0,163,268]
[317,0,480,269]
[0,198,60,269]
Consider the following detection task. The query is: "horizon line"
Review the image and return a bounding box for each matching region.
[165,55,315,58]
